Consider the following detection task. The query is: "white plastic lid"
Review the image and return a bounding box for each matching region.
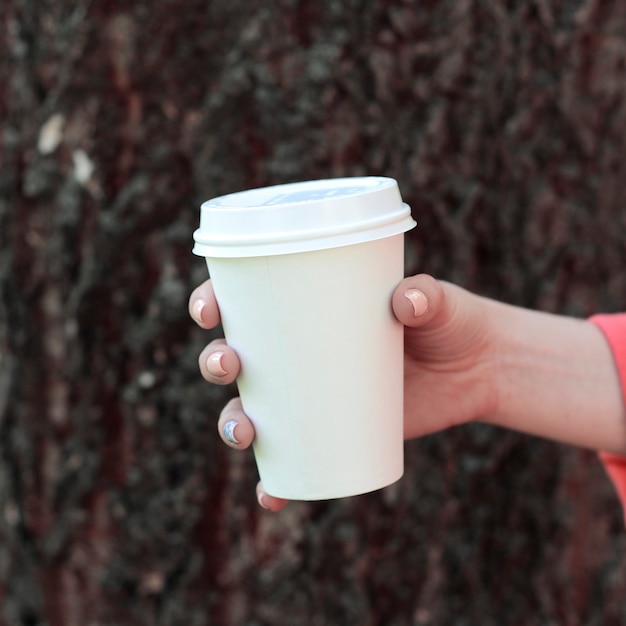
[193,176,416,258]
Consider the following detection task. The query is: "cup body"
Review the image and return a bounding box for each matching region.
[193,177,416,500]
[207,235,404,499]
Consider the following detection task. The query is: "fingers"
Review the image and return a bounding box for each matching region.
[198,340,241,384]
[191,282,284,510]
[189,279,221,329]
[217,397,255,449]
[392,273,446,328]
[256,482,289,512]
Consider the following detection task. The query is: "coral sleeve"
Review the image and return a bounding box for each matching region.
[589,314,626,520]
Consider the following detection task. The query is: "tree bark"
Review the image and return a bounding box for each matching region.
[1,0,625,624]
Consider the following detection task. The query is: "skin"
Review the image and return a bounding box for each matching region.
[189,273,626,512]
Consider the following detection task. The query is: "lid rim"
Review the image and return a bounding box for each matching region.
[193,215,416,258]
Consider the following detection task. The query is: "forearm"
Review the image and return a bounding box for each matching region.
[482,300,626,455]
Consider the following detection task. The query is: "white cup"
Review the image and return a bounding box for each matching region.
[193,177,416,500]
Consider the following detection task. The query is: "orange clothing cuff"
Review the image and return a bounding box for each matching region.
[589,314,626,521]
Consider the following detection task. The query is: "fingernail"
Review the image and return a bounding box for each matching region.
[257,491,270,509]
[223,420,240,445]
[207,351,228,377]
[404,289,428,317]
[192,299,206,325]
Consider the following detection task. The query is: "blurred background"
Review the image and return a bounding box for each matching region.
[1,0,626,624]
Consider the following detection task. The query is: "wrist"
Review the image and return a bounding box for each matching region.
[470,296,508,425]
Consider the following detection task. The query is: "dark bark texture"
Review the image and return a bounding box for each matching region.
[2,0,626,624]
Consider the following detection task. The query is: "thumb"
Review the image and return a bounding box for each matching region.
[392,273,446,328]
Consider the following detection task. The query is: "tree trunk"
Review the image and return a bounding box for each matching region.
[1,1,625,624]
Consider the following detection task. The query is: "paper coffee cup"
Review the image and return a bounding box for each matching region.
[193,177,416,500]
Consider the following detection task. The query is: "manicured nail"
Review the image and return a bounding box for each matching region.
[404,289,428,317]
[192,299,206,325]
[206,351,228,377]
[223,420,240,445]
[257,491,270,509]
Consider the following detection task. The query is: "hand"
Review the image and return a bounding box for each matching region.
[392,275,496,440]
[189,274,498,511]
